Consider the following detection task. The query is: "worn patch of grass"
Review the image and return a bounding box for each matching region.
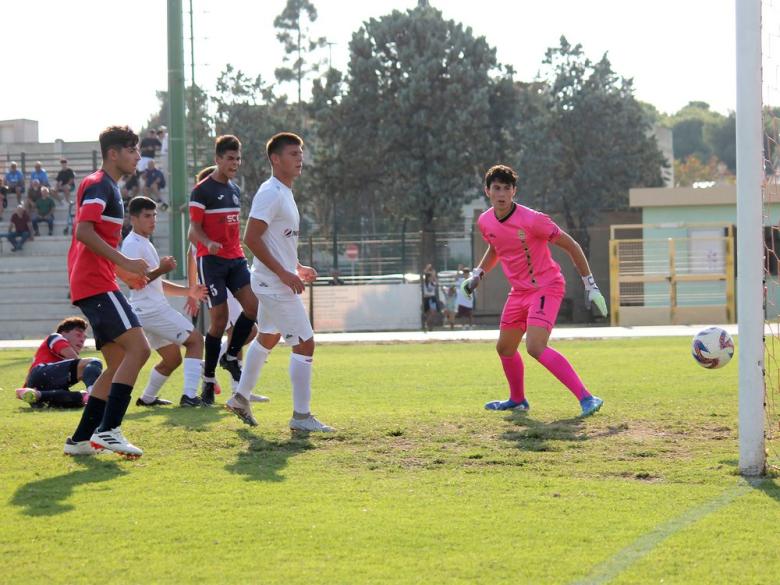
[0,338,778,584]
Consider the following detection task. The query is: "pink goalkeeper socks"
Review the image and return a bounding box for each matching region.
[499,352,525,403]
[537,347,590,401]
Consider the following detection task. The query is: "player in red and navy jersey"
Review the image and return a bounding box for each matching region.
[63,126,152,458]
[188,135,258,405]
[16,316,103,409]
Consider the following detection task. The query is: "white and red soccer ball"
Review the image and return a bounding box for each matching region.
[691,327,735,369]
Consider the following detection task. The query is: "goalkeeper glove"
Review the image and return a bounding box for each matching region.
[582,274,608,318]
[460,267,485,300]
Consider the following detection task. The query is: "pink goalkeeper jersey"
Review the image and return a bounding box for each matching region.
[478,203,566,292]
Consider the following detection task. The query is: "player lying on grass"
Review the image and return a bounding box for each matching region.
[121,196,210,408]
[462,164,606,417]
[16,317,103,409]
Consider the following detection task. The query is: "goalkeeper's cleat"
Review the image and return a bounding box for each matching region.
[579,396,604,417]
[16,387,40,404]
[289,414,335,433]
[64,437,104,456]
[219,354,242,383]
[90,427,143,459]
[484,398,530,411]
[225,394,258,427]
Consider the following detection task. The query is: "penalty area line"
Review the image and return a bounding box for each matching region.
[570,479,761,585]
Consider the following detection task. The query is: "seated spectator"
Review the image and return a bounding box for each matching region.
[30,161,50,187]
[32,187,56,236]
[138,128,162,172]
[0,177,8,220]
[26,179,43,208]
[5,162,24,204]
[15,316,103,409]
[55,159,76,205]
[6,204,34,251]
[142,160,167,207]
[121,171,141,205]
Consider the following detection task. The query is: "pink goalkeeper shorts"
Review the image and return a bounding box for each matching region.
[500,287,565,332]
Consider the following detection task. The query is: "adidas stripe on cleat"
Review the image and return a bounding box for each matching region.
[90,427,143,458]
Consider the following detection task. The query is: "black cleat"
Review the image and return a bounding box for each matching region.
[136,397,173,407]
[179,394,204,407]
[200,381,217,406]
[219,354,242,383]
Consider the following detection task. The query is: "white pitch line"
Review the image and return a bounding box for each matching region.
[570,479,761,585]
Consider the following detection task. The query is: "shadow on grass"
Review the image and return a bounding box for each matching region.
[225,428,314,482]
[501,412,627,452]
[10,458,127,517]
[123,402,224,430]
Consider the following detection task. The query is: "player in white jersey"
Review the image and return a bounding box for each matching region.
[225,132,333,432]
[120,196,209,407]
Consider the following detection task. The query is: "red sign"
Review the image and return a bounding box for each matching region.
[345,244,359,261]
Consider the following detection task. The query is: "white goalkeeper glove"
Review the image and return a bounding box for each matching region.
[582,274,608,318]
[460,267,485,300]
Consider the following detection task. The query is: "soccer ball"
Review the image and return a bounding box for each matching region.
[691,327,735,369]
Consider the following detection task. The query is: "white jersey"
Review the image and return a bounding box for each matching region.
[249,176,300,295]
[120,231,166,311]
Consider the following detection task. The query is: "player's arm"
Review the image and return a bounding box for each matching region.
[188,218,222,255]
[162,279,208,300]
[296,261,318,283]
[76,221,147,276]
[146,256,177,282]
[58,346,80,360]
[244,218,305,294]
[551,230,607,317]
[461,245,498,298]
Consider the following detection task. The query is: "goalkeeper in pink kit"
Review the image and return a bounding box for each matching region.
[462,165,607,416]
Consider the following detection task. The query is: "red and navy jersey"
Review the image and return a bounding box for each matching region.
[67,169,124,302]
[189,176,244,259]
[29,333,71,372]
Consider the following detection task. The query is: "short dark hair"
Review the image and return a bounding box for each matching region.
[56,316,88,334]
[266,132,303,161]
[196,165,217,183]
[215,135,241,157]
[99,125,139,159]
[128,195,157,216]
[484,164,518,188]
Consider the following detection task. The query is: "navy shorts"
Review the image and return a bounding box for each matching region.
[75,290,141,349]
[197,256,251,308]
[26,359,79,390]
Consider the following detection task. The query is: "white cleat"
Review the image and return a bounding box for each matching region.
[289,414,335,433]
[90,427,143,459]
[225,394,258,426]
[249,393,270,403]
[64,436,104,456]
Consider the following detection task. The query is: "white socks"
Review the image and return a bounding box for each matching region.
[237,340,271,399]
[183,358,202,399]
[289,353,313,414]
[141,368,168,403]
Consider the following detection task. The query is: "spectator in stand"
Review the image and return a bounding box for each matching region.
[55,159,76,205]
[32,187,56,236]
[138,128,162,172]
[5,162,24,204]
[442,285,458,329]
[7,203,34,251]
[121,171,141,207]
[142,160,167,208]
[0,177,8,220]
[25,179,43,215]
[157,126,168,155]
[30,161,50,187]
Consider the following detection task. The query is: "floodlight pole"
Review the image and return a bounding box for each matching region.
[168,0,187,279]
[736,0,766,476]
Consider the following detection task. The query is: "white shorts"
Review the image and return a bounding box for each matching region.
[256,292,313,344]
[134,303,194,350]
[226,290,242,328]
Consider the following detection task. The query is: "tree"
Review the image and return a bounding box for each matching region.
[514,37,665,256]
[335,3,510,264]
[274,0,327,125]
[674,155,734,187]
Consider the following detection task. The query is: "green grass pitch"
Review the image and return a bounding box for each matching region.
[0,338,778,584]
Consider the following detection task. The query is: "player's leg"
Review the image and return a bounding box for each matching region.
[22,359,91,408]
[485,292,529,411]
[137,344,179,406]
[524,291,603,417]
[220,263,257,382]
[180,329,205,406]
[199,256,230,405]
